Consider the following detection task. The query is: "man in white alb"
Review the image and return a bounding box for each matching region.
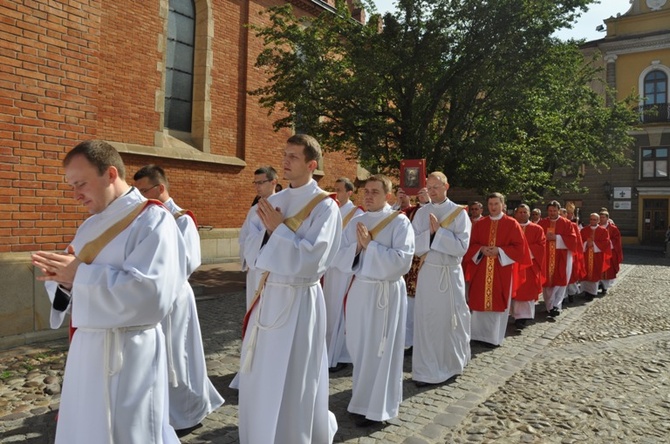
[412,172,471,386]
[323,177,364,372]
[239,166,279,308]
[32,140,186,444]
[238,134,341,444]
[133,164,224,435]
[332,174,414,426]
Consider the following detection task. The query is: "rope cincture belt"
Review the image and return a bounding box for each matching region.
[241,280,319,373]
[356,278,391,357]
[423,263,459,330]
[77,323,158,444]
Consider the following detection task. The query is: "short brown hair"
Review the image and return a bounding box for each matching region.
[287,134,322,163]
[64,140,126,180]
[134,164,169,189]
[366,174,392,194]
[487,192,505,204]
[336,177,355,193]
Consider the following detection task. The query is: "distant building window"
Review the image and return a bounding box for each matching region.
[641,147,668,179]
[644,71,667,105]
[165,0,195,132]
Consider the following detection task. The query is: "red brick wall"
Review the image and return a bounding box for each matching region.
[0,0,100,252]
[0,0,360,251]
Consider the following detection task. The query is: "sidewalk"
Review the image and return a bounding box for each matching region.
[1,247,668,443]
[189,261,246,298]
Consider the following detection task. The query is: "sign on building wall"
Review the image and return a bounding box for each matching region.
[613,187,632,199]
[613,201,632,210]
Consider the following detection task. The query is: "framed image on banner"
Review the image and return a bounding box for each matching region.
[399,159,426,195]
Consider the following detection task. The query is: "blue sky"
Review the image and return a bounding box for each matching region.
[371,0,633,41]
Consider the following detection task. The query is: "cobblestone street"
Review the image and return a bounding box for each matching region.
[1,248,668,443]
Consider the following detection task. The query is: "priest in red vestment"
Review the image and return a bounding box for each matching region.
[564,211,585,304]
[511,204,546,330]
[580,213,611,300]
[538,201,578,317]
[465,193,531,346]
[599,211,623,294]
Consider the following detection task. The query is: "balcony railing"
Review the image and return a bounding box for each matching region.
[639,103,670,124]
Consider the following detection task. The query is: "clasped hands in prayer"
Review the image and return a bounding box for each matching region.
[31,245,81,290]
[480,246,500,257]
[257,197,283,234]
[355,222,371,254]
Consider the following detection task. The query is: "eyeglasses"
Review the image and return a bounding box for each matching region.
[252,179,272,185]
[138,184,159,194]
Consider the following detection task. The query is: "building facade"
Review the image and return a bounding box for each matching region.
[587,0,670,245]
[0,0,362,346]
[450,0,670,246]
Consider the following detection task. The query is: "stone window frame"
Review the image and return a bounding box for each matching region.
[160,0,211,153]
[638,62,670,105]
[114,0,245,167]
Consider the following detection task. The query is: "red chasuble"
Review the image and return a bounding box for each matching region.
[538,217,577,287]
[602,223,623,280]
[569,221,585,284]
[580,225,612,282]
[465,215,531,312]
[514,222,546,302]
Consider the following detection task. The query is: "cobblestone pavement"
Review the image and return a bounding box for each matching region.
[1,248,668,443]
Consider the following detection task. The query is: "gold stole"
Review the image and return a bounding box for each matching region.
[483,219,499,311]
[174,209,197,225]
[69,199,159,341]
[547,222,556,286]
[418,205,467,269]
[243,192,329,338]
[77,200,159,264]
[342,206,359,228]
[369,211,401,240]
[586,229,595,280]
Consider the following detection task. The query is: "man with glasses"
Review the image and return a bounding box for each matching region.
[240,166,279,308]
[133,164,224,435]
[469,201,484,224]
[250,166,279,207]
[411,172,472,387]
[530,208,542,224]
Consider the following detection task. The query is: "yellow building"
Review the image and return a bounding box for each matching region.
[584,0,670,245]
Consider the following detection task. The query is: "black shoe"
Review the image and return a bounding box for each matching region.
[329,362,349,373]
[568,294,575,303]
[548,308,561,317]
[585,293,594,301]
[404,346,413,356]
[514,319,527,330]
[601,288,608,296]
[175,423,203,438]
[414,380,432,388]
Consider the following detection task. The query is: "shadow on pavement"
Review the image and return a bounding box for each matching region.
[209,374,239,406]
[4,410,57,443]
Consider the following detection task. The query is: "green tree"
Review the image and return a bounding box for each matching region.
[251,0,638,200]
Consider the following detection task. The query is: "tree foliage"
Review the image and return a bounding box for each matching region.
[250,0,638,200]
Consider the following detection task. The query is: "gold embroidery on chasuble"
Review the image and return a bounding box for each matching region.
[483,219,498,311]
[587,231,595,280]
[547,223,556,286]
